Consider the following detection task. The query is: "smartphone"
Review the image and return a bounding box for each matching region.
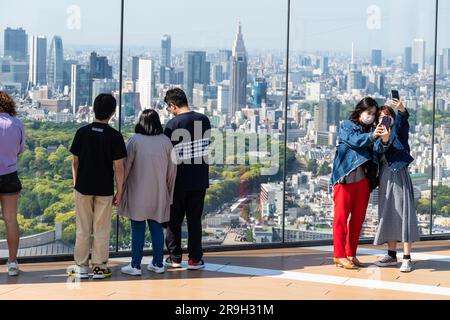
[391,90,400,100]
[380,116,392,128]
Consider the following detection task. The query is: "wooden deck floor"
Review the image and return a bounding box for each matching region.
[0,240,449,300]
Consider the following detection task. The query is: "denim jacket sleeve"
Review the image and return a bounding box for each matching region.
[394,109,409,152]
[339,120,375,149]
[373,137,391,154]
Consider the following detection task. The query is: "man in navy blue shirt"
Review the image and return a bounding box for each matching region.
[163,88,211,270]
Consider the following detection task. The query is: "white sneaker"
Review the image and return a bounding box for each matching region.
[147,263,165,274]
[400,259,412,273]
[121,263,142,276]
[7,261,19,276]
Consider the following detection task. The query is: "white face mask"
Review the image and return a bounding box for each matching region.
[361,114,375,125]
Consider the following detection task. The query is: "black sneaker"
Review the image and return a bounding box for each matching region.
[164,257,182,269]
[187,259,205,270]
[92,266,112,279]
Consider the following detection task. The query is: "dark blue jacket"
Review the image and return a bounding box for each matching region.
[374,109,414,172]
[331,119,388,187]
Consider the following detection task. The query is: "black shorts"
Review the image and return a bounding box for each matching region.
[0,171,22,195]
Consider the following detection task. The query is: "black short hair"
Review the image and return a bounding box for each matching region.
[93,94,116,120]
[164,88,188,108]
[135,109,163,136]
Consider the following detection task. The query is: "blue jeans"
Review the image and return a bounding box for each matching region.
[131,219,164,269]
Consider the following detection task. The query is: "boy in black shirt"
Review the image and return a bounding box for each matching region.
[163,88,211,270]
[68,94,127,279]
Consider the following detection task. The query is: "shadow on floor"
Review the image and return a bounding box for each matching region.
[0,245,449,286]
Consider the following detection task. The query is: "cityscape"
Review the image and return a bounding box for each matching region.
[1,13,450,256]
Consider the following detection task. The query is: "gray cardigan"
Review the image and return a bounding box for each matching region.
[118,133,177,223]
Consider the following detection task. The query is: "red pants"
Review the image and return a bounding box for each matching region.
[332,178,370,258]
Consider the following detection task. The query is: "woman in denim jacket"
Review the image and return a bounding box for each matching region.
[331,97,390,270]
[373,98,419,273]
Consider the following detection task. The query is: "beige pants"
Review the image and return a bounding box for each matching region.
[74,190,113,269]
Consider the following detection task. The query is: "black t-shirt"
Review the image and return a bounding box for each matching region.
[70,122,127,196]
[164,111,211,191]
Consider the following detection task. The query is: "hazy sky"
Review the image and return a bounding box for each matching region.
[1,0,449,55]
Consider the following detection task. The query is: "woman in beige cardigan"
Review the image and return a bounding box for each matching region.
[119,109,177,276]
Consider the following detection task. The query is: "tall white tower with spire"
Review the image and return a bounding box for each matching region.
[230,20,248,120]
[350,41,357,70]
[347,41,363,93]
[351,42,354,63]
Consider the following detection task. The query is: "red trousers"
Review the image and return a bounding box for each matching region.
[332,178,370,258]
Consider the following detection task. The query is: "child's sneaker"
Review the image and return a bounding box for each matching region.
[67,265,89,279]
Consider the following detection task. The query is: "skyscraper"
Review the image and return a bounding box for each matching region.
[306,82,324,101]
[47,36,64,91]
[371,49,382,67]
[230,21,247,118]
[91,78,119,105]
[89,51,113,80]
[347,69,363,93]
[313,98,341,132]
[437,53,444,77]
[11,61,29,94]
[183,51,209,102]
[4,27,28,61]
[29,35,47,86]
[319,56,329,75]
[253,78,267,106]
[160,35,172,84]
[136,58,153,110]
[211,64,223,84]
[217,81,230,114]
[403,47,412,73]
[442,48,450,75]
[89,51,113,102]
[412,39,426,71]
[219,50,232,63]
[375,73,385,96]
[63,59,77,89]
[161,34,171,68]
[70,64,90,113]
[218,49,232,80]
[126,56,139,82]
[192,83,206,108]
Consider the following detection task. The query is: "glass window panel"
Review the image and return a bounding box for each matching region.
[286,0,436,242]
[0,0,122,257]
[119,0,288,251]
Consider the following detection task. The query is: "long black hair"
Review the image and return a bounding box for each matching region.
[349,97,379,124]
[135,109,163,136]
